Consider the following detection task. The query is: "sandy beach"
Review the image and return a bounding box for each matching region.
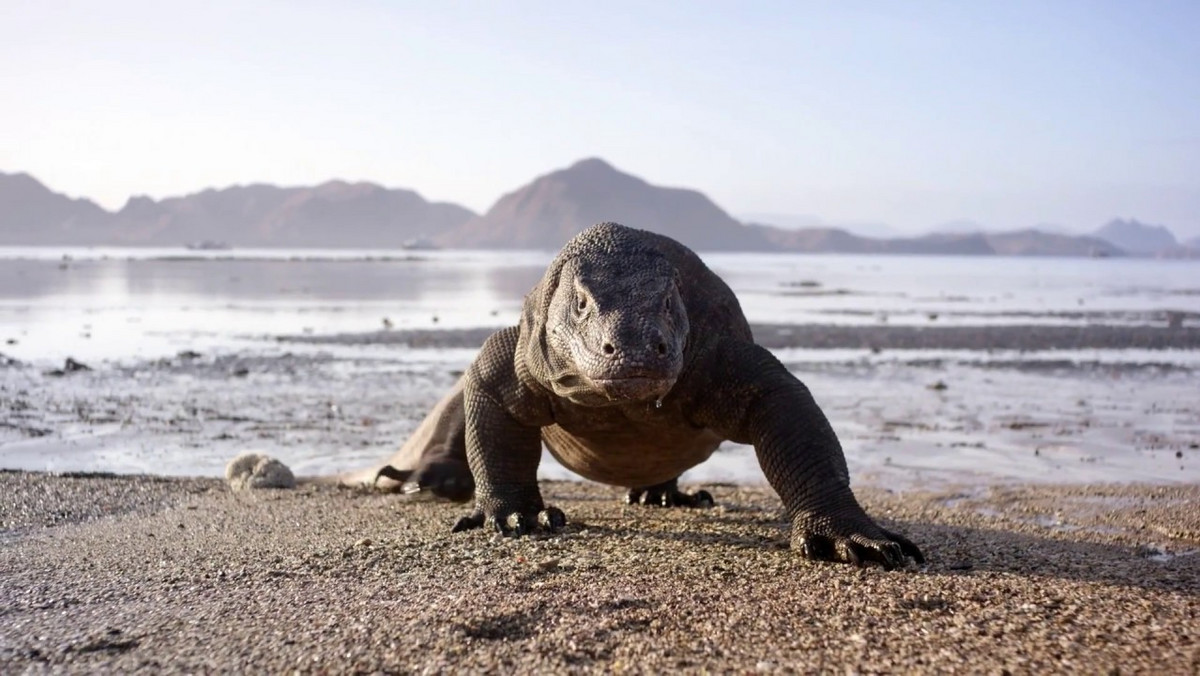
[1,472,1197,673]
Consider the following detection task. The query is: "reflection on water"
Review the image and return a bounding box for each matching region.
[0,253,551,362]
[0,256,550,303]
[704,252,1200,327]
[1,248,1197,363]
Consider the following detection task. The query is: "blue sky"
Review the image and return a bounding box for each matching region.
[2,1,1197,236]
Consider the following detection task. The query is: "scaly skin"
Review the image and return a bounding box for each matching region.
[382,222,923,569]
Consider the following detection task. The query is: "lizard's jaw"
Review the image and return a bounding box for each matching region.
[547,373,674,406]
[589,376,676,403]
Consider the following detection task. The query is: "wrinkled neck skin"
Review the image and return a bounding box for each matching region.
[521,253,689,408]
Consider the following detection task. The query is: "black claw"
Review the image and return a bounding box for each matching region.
[882,528,926,564]
[907,545,926,565]
[508,512,533,536]
[869,542,902,570]
[627,484,715,509]
[840,542,863,567]
[451,512,485,533]
[797,534,835,561]
[373,465,414,487]
[540,507,567,531]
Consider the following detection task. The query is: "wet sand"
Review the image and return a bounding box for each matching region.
[3,321,1199,483]
[1,472,1197,673]
[280,322,1200,351]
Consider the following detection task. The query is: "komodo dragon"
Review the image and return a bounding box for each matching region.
[357,222,923,569]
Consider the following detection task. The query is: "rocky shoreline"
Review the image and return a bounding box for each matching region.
[277,322,1200,351]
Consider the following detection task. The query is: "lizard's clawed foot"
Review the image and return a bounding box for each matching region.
[452,505,567,536]
[375,457,474,503]
[626,479,715,508]
[793,519,924,570]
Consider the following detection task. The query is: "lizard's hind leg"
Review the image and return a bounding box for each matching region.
[368,375,474,502]
[626,478,714,508]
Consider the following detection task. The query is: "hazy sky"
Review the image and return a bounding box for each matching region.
[2,1,1198,236]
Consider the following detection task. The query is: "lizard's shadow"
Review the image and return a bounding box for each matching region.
[898,521,1199,596]
[560,503,1199,597]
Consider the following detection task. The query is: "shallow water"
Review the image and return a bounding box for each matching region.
[2,247,1197,364]
[1,247,1197,487]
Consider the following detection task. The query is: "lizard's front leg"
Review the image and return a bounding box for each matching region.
[451,376,565,536]
[748,388,924,569]
[692,340,924,569]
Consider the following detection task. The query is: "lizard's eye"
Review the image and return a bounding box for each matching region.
[576,297,587,314]
[664,296,671,311]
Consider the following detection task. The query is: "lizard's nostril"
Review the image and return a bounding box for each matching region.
[603,343,616,356]
[657,343,667,356]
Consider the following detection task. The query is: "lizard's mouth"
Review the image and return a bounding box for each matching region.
[589,376,675,402]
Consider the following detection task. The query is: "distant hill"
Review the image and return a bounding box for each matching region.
[740,213,898,239]
[748,225,874,253]
[0,172,474,247]
[892,232,996,255]
[932,219,986,234]
[438,158,771,251]
[1093,218,1177,255]
[985,229,1124,257]
[1030,222,1075,235]
[748,226,996,255]
[739,213,824,230]
[0,172,111,245]
[112,180,475,248]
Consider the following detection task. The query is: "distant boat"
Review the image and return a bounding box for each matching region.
[401,237,439,251]
[185,240,233,251]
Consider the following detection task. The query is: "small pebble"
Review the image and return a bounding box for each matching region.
[534,558,560,572]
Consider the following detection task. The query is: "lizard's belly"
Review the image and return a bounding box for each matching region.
[540,422,723,488]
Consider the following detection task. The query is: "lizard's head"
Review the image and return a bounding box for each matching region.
[542,253,689,406]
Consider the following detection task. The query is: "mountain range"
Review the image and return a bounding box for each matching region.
[1,160,1193,257]
[0,173,472,248]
